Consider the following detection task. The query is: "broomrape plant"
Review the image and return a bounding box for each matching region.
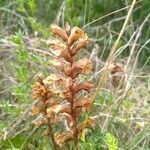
[31,23,95,150]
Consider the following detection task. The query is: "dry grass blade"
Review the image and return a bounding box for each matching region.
[124,127,150,150]
[91,0,137,106]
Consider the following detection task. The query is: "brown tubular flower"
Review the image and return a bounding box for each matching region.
[72,81,94,94]
[50,24,68,41]
[31,74,59,149]
[68,27,84,44]
[50,40,72,62]
[31,23,94,149]
[107,63,124,87]
[70,34,90,56]
[71,58,93,79]
[54,130,74,147]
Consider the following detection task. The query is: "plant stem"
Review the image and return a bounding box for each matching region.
[73,117,78,150]
[48,123,59,150]
[74,138,78,150]
[68,43,78,150]
[70,84,78,150]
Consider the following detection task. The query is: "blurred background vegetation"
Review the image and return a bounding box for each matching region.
[0,0,150,149]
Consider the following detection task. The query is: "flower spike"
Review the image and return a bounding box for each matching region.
[32,23,94,149]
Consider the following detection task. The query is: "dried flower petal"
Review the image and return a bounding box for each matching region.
[32,79,55,101]
[70,34,90,55]
[50,40,66,50]
[33,116,49,127]
[74,97,93,110]
[31,101,45,114]
[32,82,46,100]
[49,58,72,76]
[43,74,65,85]
[60,113,74,127]
[50,24,68,41]
[35,73,44,83]
[33,79,57,100]
[73,81,94,94]
[107,63,124,74]
[50,41,72,62]
[46,103,71,118]
[60,89,73,100]
[45,98,58,107]
[54,130,73,147]
[62,63,72,76]
[47,88,58,97]
[71,58,92,78]
[68,27,84,44]
[65,77,73,89]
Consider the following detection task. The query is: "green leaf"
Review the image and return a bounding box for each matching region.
[104,132,118,150]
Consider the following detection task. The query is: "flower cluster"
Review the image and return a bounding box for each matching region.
[32,23,95,148]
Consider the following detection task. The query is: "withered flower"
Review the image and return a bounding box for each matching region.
[50,24,68,41]
[50,40,72,62]
[49,59,72,76]
[43,74,65,85]
[73,81,94,94]
[54,130,74,147]
[31,23,94,150]
[107,63,124,87]
[70,34,90,56]
[46,103,71,118]
[33,115,49,127]
[60,89,73,100]
[68,26,84,44]
[74,97,93,110]
[71,58,93,78]
[31,101,45,114]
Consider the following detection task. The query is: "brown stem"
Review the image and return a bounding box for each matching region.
[70,95,78,150]
[68,43,79,150]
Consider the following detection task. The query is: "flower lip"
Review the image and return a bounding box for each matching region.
[46,103,71,118]
[73,81,94,94]
[43,74,65,85]
[70,34,90,56]
[54,130,74,147]
[68,26,85,44]
[71,58,93,78]
[50,24,68,41]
